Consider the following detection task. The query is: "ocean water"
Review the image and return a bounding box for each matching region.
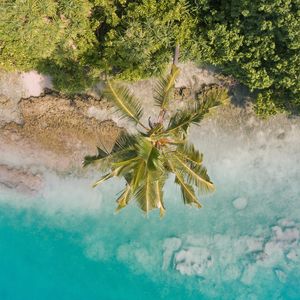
[1,118,300,299]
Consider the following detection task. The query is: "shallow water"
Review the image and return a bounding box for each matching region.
[1,115,300,299]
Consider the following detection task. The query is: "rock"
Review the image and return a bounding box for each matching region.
[175,247,213,276]
[174,87,191,101]
[286,249,299,261]
[162,237,182,270]
[0,94,23,125]
[233,197,248,210]
[0,94,122,172]
[0,164,43,195]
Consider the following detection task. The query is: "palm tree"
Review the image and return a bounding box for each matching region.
[83,64,228,216]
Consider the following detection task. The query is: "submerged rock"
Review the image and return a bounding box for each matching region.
[175,247,213,276]
[162,237,182,270]
[0,164,43,195]
[274,268,287,283]
[233,197,248,210]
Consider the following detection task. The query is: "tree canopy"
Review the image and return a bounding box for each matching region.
[84,65,229,215]
[190,0,300,113]
[0,0,299,112]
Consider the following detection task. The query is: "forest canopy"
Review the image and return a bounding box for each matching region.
[0,0,299,112]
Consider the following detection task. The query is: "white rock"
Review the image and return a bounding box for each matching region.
[175,247,213,276]
[245,237,264,252]
[286,249,299,261]
[278,219,296,227]
[162,237,182,270]
[272,226,299,242]
[233,197,248,210]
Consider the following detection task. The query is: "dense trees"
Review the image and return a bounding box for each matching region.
[97,0,196,79]
[0,0,299,113]
[190,0,300,113]
[0,0,99,92]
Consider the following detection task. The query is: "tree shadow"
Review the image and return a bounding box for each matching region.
[36,58,100,95]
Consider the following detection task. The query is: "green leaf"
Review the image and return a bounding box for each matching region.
[103,80,144,124]
[92,172,114,188]
[131,160,146,192]
[112,132,138,153]
[154,178,166,217]
[172,153,215,193]
[175,143,203,166]
[154,64,180,109]
[167,107,203,135]
[83,147,109,167]
[135,171,161,214]
[115,185,132,213]
[197,86,229,113]
[92,165,126,188]
[136,137,161,171]
[175,174,202,208]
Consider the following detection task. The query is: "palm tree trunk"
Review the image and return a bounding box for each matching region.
[173,44,180,66]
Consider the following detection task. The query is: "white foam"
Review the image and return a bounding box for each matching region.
[0,172,105,216]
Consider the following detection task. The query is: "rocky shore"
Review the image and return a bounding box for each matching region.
[1,64,299,196]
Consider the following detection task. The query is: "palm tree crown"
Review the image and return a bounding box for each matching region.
[84,64,228,216]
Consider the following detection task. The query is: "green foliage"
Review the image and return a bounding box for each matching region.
[37,58,100,94]
[102,80,144,125]
[0,0,99,93]
[254,91,281,118]
[190,0,300,112]
[97,0,196,79]
[0,0,299,111]
[83,66,225,216]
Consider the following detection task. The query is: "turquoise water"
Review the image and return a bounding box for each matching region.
[1,127,300,299]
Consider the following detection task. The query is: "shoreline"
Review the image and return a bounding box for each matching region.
[1,64,299,195]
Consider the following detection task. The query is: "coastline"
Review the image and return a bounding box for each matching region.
[1,64,299,195]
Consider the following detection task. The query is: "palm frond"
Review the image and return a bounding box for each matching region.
[136,137,161,171]
[131,159,146,192]
[135,171,162,214]
[166,107,203,135]
[112,156,139,168]
[172,153,215,192]
[154,177,166,217]
[175,143,203,166]
[198,86,229,114]
[92,172,115,188]
[112,132,138,153]
[83,147,109,168]
[175,174,202,208]
[84,148,137,173]
[92,163,132,188]
[167,158,202,208]
[154,64,180,110]
[115,185,132,213]
[103,80,144,125]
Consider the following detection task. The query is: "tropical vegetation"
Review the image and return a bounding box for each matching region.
[83,64,228,215]
[0,0,299,113]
